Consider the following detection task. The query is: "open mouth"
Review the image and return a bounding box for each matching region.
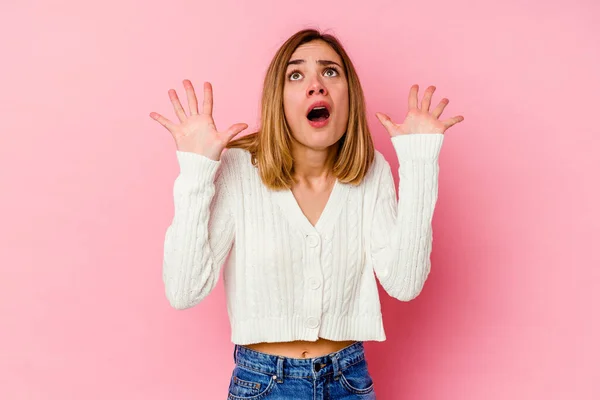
[307,106,330,122]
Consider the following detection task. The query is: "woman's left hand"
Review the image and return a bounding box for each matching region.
[376,84,464,136]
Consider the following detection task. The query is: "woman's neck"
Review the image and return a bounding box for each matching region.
[290,142,339,185]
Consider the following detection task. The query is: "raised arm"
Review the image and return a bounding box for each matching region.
[149,79,247,309]
[162,151,235,309]
[371,83,463,300]
[369,134,444,301]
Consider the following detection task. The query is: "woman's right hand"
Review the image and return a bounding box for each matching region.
[150,80,248,161]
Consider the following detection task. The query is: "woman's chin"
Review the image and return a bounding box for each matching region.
[301,134,343,150]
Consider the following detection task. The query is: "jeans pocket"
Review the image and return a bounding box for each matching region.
[228,365,276,399]
[339,357,375,395]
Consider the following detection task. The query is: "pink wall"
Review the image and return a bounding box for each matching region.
[1,0,598,399]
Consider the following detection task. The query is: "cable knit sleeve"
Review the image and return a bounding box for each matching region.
[162,150,235,310]
[369,133,444,301]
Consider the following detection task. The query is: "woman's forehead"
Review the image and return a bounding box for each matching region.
[290,40,341,63]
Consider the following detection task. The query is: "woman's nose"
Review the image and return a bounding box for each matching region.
[307,79,327,96]
[308,87,326,96]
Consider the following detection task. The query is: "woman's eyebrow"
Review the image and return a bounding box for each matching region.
[287,59,343,69]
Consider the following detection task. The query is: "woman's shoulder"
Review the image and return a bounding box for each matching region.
[220,147,254,171]
[365,149,392,181]
[214,147,258,190]
[373,149,389,167]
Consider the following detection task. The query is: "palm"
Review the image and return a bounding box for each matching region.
[394,108,447,135]
[150,80,248,160]
[174,113,223,154]
[376,84,464,136]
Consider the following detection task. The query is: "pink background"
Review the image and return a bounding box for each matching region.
[1,0,598,399]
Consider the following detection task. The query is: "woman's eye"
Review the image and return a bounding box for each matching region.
[288,68,338,81]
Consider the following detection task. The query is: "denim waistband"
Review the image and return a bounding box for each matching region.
[233,341,365,382]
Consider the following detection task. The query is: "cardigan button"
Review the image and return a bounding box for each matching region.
[305,316,320,329]
[306,234,320,247]
[309,277,321,289]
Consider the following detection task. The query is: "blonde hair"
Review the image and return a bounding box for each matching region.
[226,28,374,190]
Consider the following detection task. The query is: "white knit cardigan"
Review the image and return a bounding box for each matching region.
[163,133,444,345]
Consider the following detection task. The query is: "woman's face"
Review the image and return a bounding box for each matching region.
[283,40,349,151]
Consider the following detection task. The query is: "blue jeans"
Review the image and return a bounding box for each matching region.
[227,341,376,399]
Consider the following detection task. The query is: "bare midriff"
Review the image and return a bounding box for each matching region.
[242,338,357,359]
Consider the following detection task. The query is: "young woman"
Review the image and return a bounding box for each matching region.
[150,29,463,399]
